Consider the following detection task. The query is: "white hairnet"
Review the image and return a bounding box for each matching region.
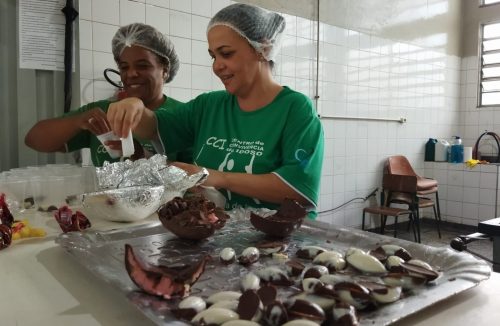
[112,23,179,83]
[207,3,285,61]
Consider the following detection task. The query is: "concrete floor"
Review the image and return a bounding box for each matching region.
[371,217,494,267]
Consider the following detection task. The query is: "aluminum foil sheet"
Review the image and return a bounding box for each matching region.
[96,154,208,190]
[56,214,491,325]
[82,155,209,222]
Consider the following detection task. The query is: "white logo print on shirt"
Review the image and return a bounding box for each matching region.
[198,137,265,205]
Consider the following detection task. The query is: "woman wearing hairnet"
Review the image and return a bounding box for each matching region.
[107,4,324,214]
[25,23,191,167]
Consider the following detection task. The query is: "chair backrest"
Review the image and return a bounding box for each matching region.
[385,155,417,176]
[382,174,418,194]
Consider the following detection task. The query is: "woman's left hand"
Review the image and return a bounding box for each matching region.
[170,162,222,188]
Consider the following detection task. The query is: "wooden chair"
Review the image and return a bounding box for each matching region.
[362,174,420,242]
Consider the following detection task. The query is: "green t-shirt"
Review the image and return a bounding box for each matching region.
[155,86,324,212]
[65,96,192,166]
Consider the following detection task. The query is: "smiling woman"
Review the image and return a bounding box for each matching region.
[24,23,192,167]
[106,4,324,216]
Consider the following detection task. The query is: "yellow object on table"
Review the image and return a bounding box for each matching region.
[465,159,481,168]
[11,219,46,240]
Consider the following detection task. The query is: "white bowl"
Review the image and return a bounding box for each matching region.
[80,186,166,222]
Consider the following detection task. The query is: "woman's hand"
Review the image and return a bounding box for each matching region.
[107,97,146,138]
[80,108,110,135]
[171,162,223,188]
[171,162,310,207]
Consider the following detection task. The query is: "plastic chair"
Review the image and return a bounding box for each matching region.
[362,174,420,242]
[385,155,442,239]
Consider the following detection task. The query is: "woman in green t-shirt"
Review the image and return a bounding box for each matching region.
[107,4,324,212]
[24,23,191,166]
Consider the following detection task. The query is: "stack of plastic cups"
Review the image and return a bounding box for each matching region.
[0,170,28,213]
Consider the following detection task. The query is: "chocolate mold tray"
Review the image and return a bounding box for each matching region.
[56,216,491,325]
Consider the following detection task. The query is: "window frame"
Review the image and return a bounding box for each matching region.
[478,20,500,108]
[480,0,500,8]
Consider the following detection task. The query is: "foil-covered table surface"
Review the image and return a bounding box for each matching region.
[56,216,491,325]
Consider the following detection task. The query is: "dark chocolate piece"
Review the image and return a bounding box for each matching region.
[158,194,229,240]
[237,290,261,320]
[250,198,306,237]
[257,285,278,307]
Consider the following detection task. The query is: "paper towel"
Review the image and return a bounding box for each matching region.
[464,146,473,161]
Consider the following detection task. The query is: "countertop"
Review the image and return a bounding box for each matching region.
[2,210,499,326]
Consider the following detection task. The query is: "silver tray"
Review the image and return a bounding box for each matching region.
[56,217,491,325]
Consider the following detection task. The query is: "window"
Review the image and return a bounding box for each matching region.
[481,0,500,6]
[479,22,500,106]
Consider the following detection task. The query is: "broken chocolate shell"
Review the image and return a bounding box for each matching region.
[250,198,306,237]
[124,244,209,299]
[158,195,229,240]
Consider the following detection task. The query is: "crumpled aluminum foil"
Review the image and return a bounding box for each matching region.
[95,154,208,191]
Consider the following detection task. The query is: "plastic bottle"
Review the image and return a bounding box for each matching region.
[448,136,464,163]
[435,139,449,161]
[425,138,437,161]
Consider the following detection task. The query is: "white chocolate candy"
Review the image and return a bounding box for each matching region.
[192,307,239,325]
[346,252,387,274]
[292,292,336,310]
[210,300,239,311]
[178,296,206,313]
[240,273,260,291]
[207,291,242,305]
[313,251,346,271]
[220,247,236,262]
[302,278,323,293]
[345,247,365,257]
[222,320,261,326]
[372,286,402,303]
[282,319,321,326]
[386,255,405,270]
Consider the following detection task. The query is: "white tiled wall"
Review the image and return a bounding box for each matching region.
[424,162,500,226]
[460,56,500,153]
[77,0,463,229]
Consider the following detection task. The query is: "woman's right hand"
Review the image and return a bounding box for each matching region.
[107,97,146,138]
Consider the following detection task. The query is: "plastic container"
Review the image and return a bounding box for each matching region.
[425,138,437,161]
[449,136,464,163]
[435,139,449,162]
